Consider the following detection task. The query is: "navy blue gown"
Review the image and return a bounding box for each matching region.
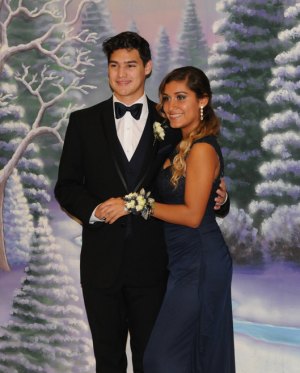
[143,136,235,373]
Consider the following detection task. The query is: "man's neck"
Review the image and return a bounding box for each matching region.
[113,93,145,106]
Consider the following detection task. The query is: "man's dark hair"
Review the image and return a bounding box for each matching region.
[102,31,152,65]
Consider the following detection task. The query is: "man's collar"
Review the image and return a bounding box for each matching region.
[113,93,147,106]
[113,93,148,120]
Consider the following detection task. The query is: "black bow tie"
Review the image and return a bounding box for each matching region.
[114,102,143,120]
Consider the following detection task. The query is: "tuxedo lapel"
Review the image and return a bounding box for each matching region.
[101,98,129,192]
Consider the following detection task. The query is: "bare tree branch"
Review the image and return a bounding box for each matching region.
[0,0,101,73]
[15,65,96,128]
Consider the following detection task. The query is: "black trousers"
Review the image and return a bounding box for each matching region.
[82,281,166,373]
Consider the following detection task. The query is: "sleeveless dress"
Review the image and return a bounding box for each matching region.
[143,136,235,373]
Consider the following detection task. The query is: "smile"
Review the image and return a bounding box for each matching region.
[117,80,131,85]
[168,113,182,119]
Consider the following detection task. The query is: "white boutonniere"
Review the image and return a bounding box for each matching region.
[153,121,166,144]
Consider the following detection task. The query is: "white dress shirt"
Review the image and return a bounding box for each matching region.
[114,94,148,161]
[90,94,148,223]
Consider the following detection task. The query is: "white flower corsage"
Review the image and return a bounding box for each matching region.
[123,188,155,220]
[153,121,166,143]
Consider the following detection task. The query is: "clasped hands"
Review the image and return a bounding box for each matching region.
[96,178,227,224]
[95,197,128,224]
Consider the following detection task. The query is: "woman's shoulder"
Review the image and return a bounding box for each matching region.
[192,135,224,175]
[192,135,223,162]
[192,135,220,149]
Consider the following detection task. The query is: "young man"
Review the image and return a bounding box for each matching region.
[55,32,229,373]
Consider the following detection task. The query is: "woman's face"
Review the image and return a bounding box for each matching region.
[161,79,208,138]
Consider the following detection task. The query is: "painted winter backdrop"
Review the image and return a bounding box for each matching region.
[0,0,299,372]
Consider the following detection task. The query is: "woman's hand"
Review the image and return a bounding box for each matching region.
[96,197,129,224]
[214,177,228,210]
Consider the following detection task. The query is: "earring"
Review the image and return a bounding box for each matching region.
[200,106,204,121]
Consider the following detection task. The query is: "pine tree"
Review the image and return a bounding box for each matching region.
[147,27,172,101]
[261,203,300,262]
[79,0,114,106]
[0,217,94,373]
[3,169,34,267]
[208,0,286,209]
[173,0,208,69]
[0,65,93,365]
[217,207,262,264]
[0,64,50,222]
[249,3,300,223]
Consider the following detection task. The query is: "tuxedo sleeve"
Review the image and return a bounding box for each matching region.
[215,194,230,218]
[54,112,99,225]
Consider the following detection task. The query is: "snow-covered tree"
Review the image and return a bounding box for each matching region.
[3,169,34,267]
[261,203,300,262]
[0,0,100,270]
[0,64,52,223]
[217,207,262,264]
[249,3,300,223]
[79,0,114,106]
[147,27,172,100]
[172,0,208,69]
[208,0,286,209]
[0,217,94,372]
[0,65,26,169]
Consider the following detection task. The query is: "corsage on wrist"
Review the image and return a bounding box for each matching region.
[123,188,155,220]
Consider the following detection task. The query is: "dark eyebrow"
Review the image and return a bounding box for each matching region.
[162,91,188,95]
[108,60,138,64]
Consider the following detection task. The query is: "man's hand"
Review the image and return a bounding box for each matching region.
[96,197,129,224]
[214,177,228,210]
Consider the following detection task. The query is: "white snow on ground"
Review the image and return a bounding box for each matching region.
[235,334,300,373]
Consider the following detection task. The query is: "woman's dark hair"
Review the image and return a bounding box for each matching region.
[102,31,151,66]
[159,66,211,96]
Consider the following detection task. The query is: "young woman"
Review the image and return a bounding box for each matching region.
[142,66,235,372]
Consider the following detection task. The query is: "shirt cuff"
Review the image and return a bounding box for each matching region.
[89,204,105,224]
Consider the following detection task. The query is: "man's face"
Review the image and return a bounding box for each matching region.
[108,48,152,105]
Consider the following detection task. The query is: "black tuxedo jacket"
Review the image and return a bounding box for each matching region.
[55,97,180,288]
